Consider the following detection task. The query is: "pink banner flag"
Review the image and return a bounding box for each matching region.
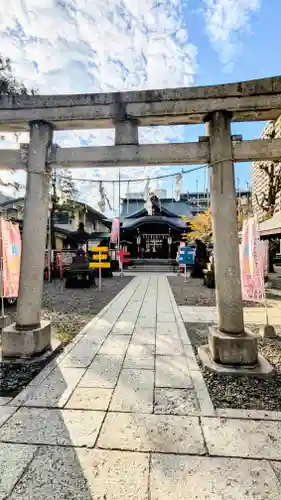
[0,219,21,298]
[240,217,265,303]
[110,218,120,244]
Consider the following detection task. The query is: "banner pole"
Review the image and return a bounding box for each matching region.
[99,251,102,292]
[48,208,52,282]
[0,218,4,318]
[255,215,269,326]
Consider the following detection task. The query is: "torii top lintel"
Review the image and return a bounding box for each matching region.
[0,75,281,132]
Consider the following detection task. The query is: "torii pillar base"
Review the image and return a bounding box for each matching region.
[1,320,51,359]
[198,326,273,378]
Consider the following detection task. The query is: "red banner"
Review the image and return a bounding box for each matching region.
[0,219,21,298]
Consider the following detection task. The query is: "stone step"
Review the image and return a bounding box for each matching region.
[125,266,176,273]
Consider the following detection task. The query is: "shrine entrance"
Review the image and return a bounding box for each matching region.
[139,233,171,259]
[121,220,183,260]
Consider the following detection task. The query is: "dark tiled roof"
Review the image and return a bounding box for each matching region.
[121,198,192,219]
[122,215,186,230]
[0,197,24,207]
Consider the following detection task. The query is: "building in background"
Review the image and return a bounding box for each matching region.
[0,197,110,249]
[252,115,281,219]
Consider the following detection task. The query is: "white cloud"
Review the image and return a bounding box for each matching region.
[203,0,260,70]
[0,0,197,212]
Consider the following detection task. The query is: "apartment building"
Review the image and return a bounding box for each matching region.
[252,115,281,220]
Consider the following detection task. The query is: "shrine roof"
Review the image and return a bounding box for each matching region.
[121,199,192,219]
[122,215,186,230]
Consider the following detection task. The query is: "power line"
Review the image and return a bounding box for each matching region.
[56,164,209,184]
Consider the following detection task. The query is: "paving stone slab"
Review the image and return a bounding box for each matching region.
[138,313,156,321]
[155,356,193,388]
[216,408,281,420]
[66,387,113,410]
[109,369,154,413]
[0,397,12,406]
[0,443,37,500]
[136,318,156,327]
[177,326,192,345]
[9,447,149,500]
[12,368,85,408]
[78,355,124,389]
[0,408,105,447]
[156,314,176,323]
[183,344,200,370]
[98,412,205,454]
[82,323,111,339]
[157,309,174,316]
[0,406,17,428]
[154,388,200,415]
[98,335,131,355]
[58,342,100,368]
[123,344,155,369]
[150,454,280,500]
[131,327,155,345]
[111,320,135,334]
[189,370,215,416]
[27,359,58,386]
[271,461,281,483]
[156,322,179,336]
[202,417,281,459]
[156,336,183,356]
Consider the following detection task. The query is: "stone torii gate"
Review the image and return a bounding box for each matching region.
[1,75,281,374]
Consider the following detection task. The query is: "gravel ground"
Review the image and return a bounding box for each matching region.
[168,275,264,307]
[0,276,132,396]
[186,322,281,411]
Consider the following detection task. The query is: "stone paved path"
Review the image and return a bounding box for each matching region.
[179,304,281,324]
[0,276,281,498]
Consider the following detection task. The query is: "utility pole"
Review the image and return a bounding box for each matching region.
[196,179,199,209]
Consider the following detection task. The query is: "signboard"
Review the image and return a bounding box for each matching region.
[0,219,21,298]
[89,247,110,291]
[240,217,265,303]
[92,254,108,261]
[178,246,196,266]
[89,246,108,252]
[89,262,111,269]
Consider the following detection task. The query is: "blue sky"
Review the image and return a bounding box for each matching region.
[162,0,280,197]
[0,0,280,212]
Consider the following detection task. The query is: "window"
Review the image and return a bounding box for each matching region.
[53,212,70,224]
